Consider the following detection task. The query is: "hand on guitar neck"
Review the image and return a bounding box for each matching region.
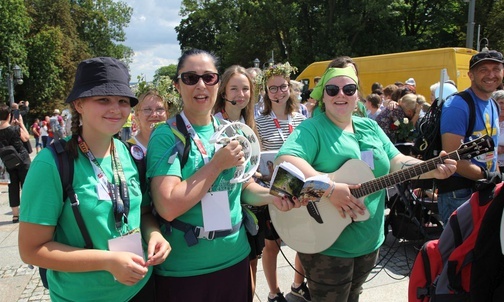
[269,135,493,253]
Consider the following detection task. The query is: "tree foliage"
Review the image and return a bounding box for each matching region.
[0,0,135,121]
[175,0,501,76]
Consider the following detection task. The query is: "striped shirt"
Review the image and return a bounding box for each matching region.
[255,112,305,151]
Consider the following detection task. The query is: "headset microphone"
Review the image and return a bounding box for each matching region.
[225,99,237,105]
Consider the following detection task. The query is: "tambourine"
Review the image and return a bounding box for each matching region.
[209,121,261,183]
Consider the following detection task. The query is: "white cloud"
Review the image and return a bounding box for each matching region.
[123,0,182,81]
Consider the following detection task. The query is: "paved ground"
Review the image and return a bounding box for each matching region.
[0,145,421,301]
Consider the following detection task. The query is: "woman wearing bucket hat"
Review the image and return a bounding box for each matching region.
[18,57,170,302]
[146,49,292,302]
[275,63,457,301]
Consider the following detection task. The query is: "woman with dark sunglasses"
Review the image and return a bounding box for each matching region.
[146,49,293,302]
[275,65,457,301]
[255,63,310,302]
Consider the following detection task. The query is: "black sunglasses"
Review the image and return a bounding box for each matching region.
[177,72,220,86]
[325,84,357,97]
[473,50,504,61]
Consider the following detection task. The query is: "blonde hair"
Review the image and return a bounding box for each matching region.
[399,93,417,112]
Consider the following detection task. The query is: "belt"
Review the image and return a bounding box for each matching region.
[162,218,242,247]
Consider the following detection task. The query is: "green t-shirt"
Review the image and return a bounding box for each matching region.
[20,138,150,302]
[146,122,250,277]
[277,115,400,257]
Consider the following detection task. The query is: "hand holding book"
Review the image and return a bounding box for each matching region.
[269,161,331,204]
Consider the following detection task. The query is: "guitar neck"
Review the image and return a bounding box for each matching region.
[350,151,460,198]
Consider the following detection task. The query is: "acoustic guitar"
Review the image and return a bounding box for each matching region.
[268,135,495,254]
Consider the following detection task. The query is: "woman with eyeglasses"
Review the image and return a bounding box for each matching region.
[128,89,168,155]
[146,49,293,302]
[275,64,457,301]
[255,63,310,302]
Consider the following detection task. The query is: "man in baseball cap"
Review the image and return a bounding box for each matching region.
[469,49,504,69]
[438,49,503,224]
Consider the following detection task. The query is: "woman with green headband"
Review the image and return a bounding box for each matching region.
[275,64,457,301]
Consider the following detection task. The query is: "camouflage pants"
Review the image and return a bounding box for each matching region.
[298,250,379,302]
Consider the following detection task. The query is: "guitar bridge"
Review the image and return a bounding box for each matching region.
[307,202,323,224]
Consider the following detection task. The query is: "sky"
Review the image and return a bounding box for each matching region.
[123,0,182,82]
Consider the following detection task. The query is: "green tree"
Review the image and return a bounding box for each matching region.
[153,65,178,85]
[0,0,30,103]
[73,0,134,60]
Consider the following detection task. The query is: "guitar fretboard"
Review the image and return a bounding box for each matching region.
[351,150,463,198]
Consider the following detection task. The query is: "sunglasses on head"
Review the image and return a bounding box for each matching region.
[325,84,357,97]
[473,50,504,61]
[177,72,220,86]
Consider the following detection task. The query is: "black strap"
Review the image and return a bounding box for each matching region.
[49,140,93,249]
[457,91,476,138]
[416,242,433,298]
[175,114,191,169]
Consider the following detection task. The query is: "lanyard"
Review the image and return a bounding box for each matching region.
[78,137,130,231]
[180,111,219,165]
[221,110,245,123]
[270,112,292,142]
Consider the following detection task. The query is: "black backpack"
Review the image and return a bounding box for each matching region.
[39,139,146,289]
[412,91,476,160]
[0,145,23,170]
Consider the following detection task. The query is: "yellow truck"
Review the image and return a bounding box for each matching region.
[295,47,478,99]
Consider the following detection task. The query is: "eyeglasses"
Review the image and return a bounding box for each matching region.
[140,108,166,115]
[177,72,220,86]
[268,84,290,93]
[325,84,357,97]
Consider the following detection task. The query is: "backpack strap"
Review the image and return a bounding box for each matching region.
[456,91,477,138]
[166,114,191,169]
[48,140,93,249]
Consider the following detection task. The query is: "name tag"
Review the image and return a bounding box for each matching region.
[201,191,232,232]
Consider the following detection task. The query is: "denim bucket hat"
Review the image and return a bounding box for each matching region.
[65,57,138,106]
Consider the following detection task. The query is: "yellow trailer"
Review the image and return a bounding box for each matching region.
[296,47,478,99]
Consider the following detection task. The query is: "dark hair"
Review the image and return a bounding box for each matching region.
[371,82,382,92]
[301,89,313,103]
[175,49,220,80]
[391,86,413,102]
[327,56,359,75]
[214,65,256,130]
[366,94,381,109]
[383,84,398,98]
[0,104,10,121]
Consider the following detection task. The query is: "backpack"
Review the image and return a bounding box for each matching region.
[39,139,146,289]
[408,181,504,302]
[412,91,476,160]
[0,145,23,170]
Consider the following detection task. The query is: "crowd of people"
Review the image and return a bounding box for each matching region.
[0,47,500,301]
